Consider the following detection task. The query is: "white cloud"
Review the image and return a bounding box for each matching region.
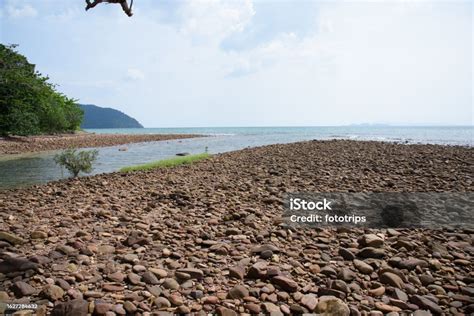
[179,0,255,42]
[5,4,37,18]
[126,68,145,81]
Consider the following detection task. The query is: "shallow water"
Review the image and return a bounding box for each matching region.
[0,126,472,189]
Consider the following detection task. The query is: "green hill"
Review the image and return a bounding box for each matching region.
[79,104,143,129]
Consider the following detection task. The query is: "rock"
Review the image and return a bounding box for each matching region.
[51,299,88,316]
[358,247,385,259]
[176,152,190,156]
[419,274,435,286]
[374,302,401,313]
[247,261,267,279]
[0,231,25,245]
[162,278,179,290]
[393,288,408,302]
[315,296,350,316]
[380,272,404,289]
[216,306,238,316]
[301,294,318,311]
[228,284,249,299]
[203,296,219,304]
[169,294,184,306]
[261,302,281,313]
[12,281,36,297]
[271,275,298,292]
[0,291,9,300]
[397,258,428,270]
[410,295,443,314]
[107,272,125,283]
[338,268,357,281]
[123,301,137,313]
[321,265,337,277]
[154,297,171,308]
[102,284,124,292]
[149,268,167,278]
[31,230,48,239]
[42,284,64,301]
[176,268,204,279]
[142,271,159,284]
[359,234,384,248]
[245,303,261,314]
[339,248,356,260]
[127,273,141,285]
[251,244,279,254]
[97,245,115,255]
[353,259,374,274]
[229,266,245,279]
[0,257,38,273]
[94,301,112,315]
[56,245,77,256]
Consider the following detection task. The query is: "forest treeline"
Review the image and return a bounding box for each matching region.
[0,44,83,136]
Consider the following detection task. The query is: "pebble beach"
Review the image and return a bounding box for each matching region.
[0,140,473,315]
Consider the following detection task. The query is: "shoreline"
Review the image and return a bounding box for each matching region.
[0,133,203,155]
[0,140,472,314]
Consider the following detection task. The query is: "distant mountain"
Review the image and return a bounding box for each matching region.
[79,104,143,129]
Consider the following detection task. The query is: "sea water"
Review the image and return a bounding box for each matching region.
[0,126,472,189]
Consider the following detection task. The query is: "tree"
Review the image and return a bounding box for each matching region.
[54,149,99,178]
[0,44,84,136]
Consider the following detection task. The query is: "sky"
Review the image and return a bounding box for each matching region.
[0,0,472,127]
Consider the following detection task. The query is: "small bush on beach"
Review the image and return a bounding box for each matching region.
[54,149,99,177]
[120,153,210,172]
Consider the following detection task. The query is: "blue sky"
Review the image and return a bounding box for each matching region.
[0,0,472,127]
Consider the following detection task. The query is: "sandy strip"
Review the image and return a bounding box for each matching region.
[0,133,203,155]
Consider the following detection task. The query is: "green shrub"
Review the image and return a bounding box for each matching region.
[54,149,99,177]
[120,153,210,172]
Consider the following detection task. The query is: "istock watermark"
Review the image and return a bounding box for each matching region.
[283,192,474,228]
